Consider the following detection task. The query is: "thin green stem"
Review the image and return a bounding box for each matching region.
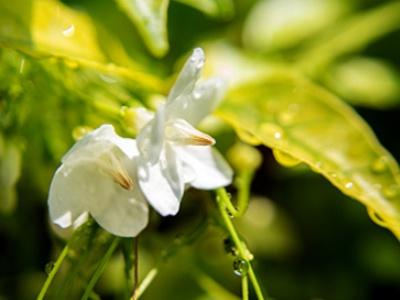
[37,244,69,300]
[132,236,140,300]
[133,219,208,299]
[241,275,249,300]
[135,268,159,299]
[81,237,121,300]
[216,188,265,300]
[223,171,253,218]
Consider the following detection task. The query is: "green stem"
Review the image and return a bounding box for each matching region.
[132,236,140,300]
[36,244,69,300]
[135,268,159,299]
[224,171,253,218]
[81,237,121,300]
[242,275,249,300]
[216,188,265,300]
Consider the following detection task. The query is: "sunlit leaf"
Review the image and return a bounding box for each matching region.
[174,0,234,19]
[0,0,164,91]
[296,1,400,76]
[217,71,400,239]
[115,0,169,58]
[243,0,347,52]
[325,57,400,109]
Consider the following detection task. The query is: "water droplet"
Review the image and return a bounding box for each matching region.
[260,123,284,141]
[344,181,353,189]
[233,258,249,276]
[64,59,79,69]
[370,156,388,174]
[272,149,301,167]
[328,172,338,179]
[236,129,261,146]
[223,237,238,256]
[383,185,399,199]
[277,111,294,126]
[62,24,75,37]
[45,261,55,275]
[19,58,25,74]
[72,126,92,140]
[226,209,234,219]
[99,74,118,84]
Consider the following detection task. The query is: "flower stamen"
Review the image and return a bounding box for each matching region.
[165,118,216,146]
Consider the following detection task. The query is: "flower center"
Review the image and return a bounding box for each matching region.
[165,119,215,146]
[98,152,134,190]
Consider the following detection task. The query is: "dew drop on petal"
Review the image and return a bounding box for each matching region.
[62,24,75,37]
[233,258,249,276]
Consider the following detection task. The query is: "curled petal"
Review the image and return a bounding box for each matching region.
[137,144,185,216]
[166,77,226,126]
[168,48,204,102]
[175,145,233,190]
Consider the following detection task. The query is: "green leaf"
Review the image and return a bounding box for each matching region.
[0,0,164,91]
[324,57,400,109]
[115,0,169,58]
[296,1,400,76]
[174,0,234,19]
[0,138,22,213]
[217,71,400,239]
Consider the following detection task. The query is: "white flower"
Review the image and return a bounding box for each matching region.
[48,124,148,237]
[136,48,233,216]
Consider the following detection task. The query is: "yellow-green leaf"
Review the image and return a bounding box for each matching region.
[0,0,164,91]
[115,0,169,58]
[325,57,400,109]
[217,71,400,239]
[174,0,234,19]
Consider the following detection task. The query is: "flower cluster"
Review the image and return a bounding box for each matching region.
[48,48,233,237]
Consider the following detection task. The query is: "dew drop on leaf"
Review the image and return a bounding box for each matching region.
[233,258,249,276]
[62,24,75,37]
[382,185,399,199]
[45,261,55,275]
[260,123,284,141]
[344,181,354,189]
[370,156,388,174]
[272,149,301,167]
[223,237,238,256]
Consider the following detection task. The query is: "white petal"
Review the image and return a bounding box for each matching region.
[175,146,233,189]
[49,155,148,237]
[138,144,185,216]
[168,48,204,102]
[166,78,226,126]
[89,155,149,237]
[134,107,155,132]
[137,105,165,164]
[48,164,88,228]
[63,124,138,163]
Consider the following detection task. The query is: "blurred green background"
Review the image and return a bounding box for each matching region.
[1,0,400,299]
